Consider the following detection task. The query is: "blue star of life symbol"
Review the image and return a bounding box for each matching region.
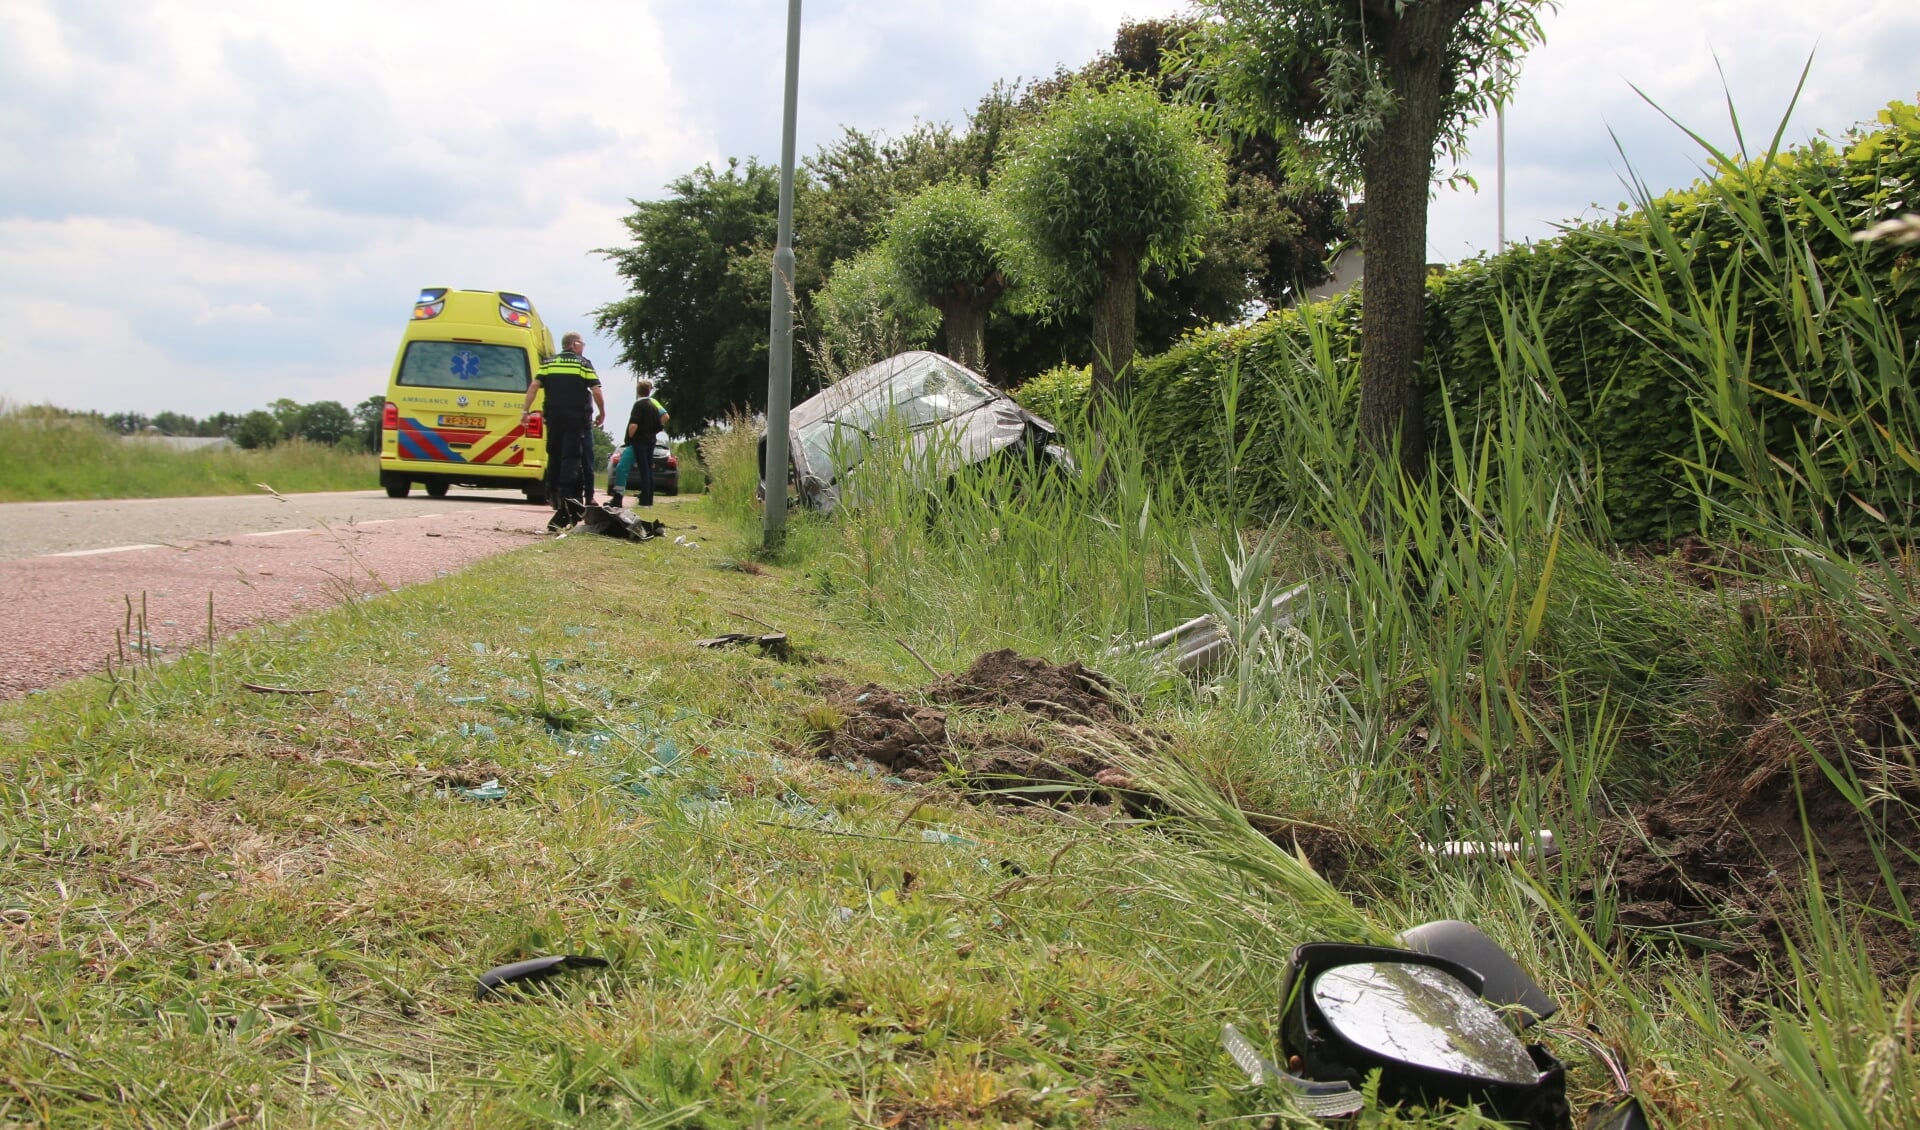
[450,350,481,379]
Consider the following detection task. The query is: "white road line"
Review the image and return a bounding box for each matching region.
[246,528,314,537]
[354,518,399,525]
[48,543,165,557]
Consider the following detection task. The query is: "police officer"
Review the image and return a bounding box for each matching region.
[522,332,604,530]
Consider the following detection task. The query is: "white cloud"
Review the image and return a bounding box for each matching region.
[1428,0,1920,260]
[3,0,1916,417]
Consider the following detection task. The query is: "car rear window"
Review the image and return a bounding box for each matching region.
[397,341,531,392]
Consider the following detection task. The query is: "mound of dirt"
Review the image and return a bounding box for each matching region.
[1592,677,1920,1011]
[811,650,1142,804]
[925,649,1132,724]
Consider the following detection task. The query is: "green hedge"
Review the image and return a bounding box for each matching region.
[1016,294,1365,518]
[1018,99,1920,543]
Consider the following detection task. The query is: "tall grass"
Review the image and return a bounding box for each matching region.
[817,391,1258,673]
[800,91,1920,1125]
[0,404,376,501]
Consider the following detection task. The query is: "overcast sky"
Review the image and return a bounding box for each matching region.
[3,0,1915,418]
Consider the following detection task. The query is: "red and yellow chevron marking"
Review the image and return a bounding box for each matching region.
[468,424,526,465]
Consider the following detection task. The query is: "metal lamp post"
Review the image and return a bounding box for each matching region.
[1496,85,1506,251]
[762,0,802,550]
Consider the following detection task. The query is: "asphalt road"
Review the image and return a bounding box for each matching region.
[0,488,558,700]
[0,487,536,561]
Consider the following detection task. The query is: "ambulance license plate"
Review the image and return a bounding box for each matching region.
[439,414,487,428]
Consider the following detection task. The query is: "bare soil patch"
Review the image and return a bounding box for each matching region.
[810,650,1139,801]
[1592,669,1920,1011]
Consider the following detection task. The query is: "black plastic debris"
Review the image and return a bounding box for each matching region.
[692,632,790,660]
[579,505,667,542]
[475,954,610,999]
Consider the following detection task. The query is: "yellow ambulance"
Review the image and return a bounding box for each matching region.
[378,287,555,501]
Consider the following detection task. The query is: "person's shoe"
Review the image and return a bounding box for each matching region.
[606,492,623,509]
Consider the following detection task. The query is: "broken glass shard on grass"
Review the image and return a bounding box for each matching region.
[676,793,733,817]
[443,778,506,801]
[775,791,838,825]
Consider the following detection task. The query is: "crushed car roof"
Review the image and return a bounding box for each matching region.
[786,351,1064,513]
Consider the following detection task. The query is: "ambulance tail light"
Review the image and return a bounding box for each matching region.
[382,401,399,430]
[524,411,544,439]
[412,288,448,320]
[499,292,533,327]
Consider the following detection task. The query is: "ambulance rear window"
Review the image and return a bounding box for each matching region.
[397,342,531,392]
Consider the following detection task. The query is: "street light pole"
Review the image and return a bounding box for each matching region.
[762,0,802,550]
[1495,58,1507,252]
[1496,98,1506,252]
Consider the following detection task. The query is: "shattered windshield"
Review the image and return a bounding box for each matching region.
[795,355,997,480]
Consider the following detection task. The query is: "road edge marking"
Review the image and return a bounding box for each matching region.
[47,543,167,558]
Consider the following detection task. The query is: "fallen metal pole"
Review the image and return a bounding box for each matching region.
[1114,583,1311,677]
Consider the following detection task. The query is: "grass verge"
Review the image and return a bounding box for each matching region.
[0,407,374,502]
[2,496,1367,1128]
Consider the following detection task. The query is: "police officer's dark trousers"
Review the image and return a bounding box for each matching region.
[546,426,590,527]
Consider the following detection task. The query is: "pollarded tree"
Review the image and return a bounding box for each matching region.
[809,248,941,379]
[996,79,1225,405]
[885,180,1013,375]
[1187,0,1551,477]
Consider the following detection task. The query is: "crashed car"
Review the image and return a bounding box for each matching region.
[780,351,1072,513]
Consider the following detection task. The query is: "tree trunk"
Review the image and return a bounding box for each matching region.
[939,300,988,376]
[1090,258,1141,409]
[1356,0,1474,482]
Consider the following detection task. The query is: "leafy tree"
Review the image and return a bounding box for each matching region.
[352,396,385,453]
[1186,0,1551,474]
[797,124,963,294]
[267,397,302,437]
[292,400,354,446]
[233,410,282,450]
[150,410,198,436]
[810,248,941,378]
[885,181,1016,374]
[104,411,147,434]
[997,79,1225,404]
[596,159,790,429]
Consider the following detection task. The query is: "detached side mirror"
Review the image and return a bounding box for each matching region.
[1399,919,1561,1026]
[1280,943,1571,1130]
